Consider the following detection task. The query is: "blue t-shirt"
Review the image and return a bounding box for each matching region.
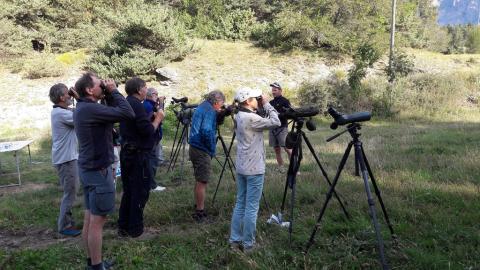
[189,101,217,157]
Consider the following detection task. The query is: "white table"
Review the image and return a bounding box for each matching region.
[0,140,33,188]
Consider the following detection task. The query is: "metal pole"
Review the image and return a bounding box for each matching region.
[389,0,397,76]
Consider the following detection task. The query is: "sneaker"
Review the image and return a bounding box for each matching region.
[86,259,114,270]
[59,227,81,237]
[152,186,166,192]
[192,210,207,223]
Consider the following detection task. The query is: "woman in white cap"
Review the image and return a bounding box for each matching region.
[229,87,281,253]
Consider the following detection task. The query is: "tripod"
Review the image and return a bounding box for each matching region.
[167,116,190,178]
[212,128,236,205]
[278,118,350,242]
[305,122,395,270]
[211,127,271,210]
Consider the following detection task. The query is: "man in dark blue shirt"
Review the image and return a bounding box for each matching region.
[118,77,164,237]
[189,90,225,222]
[143,87,166,192]
[74,72,135,270]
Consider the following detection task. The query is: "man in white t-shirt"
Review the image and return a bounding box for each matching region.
[49,83,80,237]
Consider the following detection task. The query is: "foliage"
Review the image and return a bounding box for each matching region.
[9,52,67,79]
[385,49,415,82]
[466,26,480,54]
[348,43,382,92]
[86,4,192,81]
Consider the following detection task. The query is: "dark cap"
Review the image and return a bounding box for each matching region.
[270,82,282,89]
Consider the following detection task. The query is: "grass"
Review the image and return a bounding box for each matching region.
[0,117,479,269]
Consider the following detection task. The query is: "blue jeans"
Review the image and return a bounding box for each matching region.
[229,173,264,248]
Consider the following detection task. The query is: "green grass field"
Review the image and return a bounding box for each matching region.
[0,115,478,269]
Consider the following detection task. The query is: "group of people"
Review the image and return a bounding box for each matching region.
[49,72,292,269]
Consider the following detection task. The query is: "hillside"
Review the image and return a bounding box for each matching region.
[1,40,479,141]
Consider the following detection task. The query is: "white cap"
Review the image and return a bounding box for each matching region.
[234,87,262,103]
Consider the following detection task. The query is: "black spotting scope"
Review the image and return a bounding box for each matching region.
[328,107,371,129]
[171,97,188,104]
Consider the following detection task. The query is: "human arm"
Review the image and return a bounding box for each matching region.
[250,100,281,131]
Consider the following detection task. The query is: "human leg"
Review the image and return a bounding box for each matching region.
[242,174,264,248]
[56,160,79,233]
[229,173,247,243]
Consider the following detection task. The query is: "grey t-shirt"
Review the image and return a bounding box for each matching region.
[51,107,78,165]
[234,103,281,175]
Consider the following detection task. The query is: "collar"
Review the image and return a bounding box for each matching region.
[238,106,255,113]
[77,97,96,103]
[53,104,69,109]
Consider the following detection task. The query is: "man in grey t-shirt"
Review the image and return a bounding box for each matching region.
[49,83,80,237]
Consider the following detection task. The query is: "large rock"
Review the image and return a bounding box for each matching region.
[155,67,180,82]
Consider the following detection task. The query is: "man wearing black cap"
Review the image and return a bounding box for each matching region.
[269,82,292,171]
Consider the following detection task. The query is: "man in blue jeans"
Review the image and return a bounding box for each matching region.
[229,87,280,252]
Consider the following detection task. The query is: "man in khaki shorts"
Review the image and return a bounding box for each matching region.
[188,90,225,222]
[268,82,292,171]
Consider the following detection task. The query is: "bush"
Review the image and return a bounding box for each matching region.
[466,26,480,53]
[385,50,415,82]
[0,18,31,59]
[10,53,67,79]
[87,4,192,81]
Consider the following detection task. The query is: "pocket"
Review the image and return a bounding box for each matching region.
[94,186,115,213]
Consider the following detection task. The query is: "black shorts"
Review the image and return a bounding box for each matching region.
[189,146,212,183]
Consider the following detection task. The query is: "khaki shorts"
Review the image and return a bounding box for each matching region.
[269,126,288,148]
[189,146,212,183]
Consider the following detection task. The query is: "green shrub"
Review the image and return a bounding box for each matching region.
[0,18,31,59]
[385,50,415,82]
[87,4,192,81]
[12,53,67,79]
[466,26,480,54]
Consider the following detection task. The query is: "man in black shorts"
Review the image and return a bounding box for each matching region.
[269,82,292,171]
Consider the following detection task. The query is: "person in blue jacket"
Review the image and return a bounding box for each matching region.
[189,90,225,222]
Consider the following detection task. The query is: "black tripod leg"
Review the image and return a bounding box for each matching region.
[170,125,187,172]
[169,120,181,161]
[212,132,236,205]
[289,180,296,243]
[355,143,389,270]
[302,133,350,219]
[168,124,186,172]
[361,146,395,237]
[305,142,353,252]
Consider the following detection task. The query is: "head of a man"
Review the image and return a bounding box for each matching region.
[205,90,225,111]
[75,72,102,101]
[235,87,262,111]
[146,87,159,102]
[49,83,72,107]
[270,82,282,98]
[125,77,147,101]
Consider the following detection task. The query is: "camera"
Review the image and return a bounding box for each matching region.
[327,107,371,129]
